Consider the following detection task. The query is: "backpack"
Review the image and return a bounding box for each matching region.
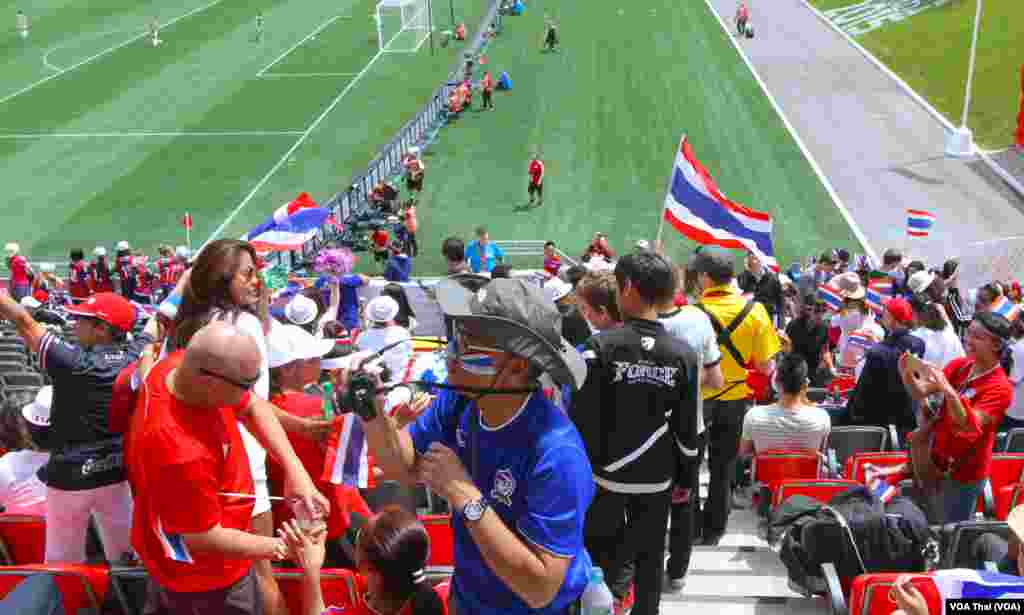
[778,486,937,596]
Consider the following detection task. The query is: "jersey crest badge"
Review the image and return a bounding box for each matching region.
[641,336,655,351]
[491,468,516,506]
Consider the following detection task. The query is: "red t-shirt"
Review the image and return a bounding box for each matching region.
[930,357,1013,482]
[157,257,176,287]
[483,73,493,92]
[267,392,371,540]
[127,352,256,593]
[68,260,91,299]
[529,160,545,185]
[8,255,29,285]
[89,258,114,292]
[371,230,389,249]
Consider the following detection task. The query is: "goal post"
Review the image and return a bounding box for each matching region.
[375,0,432,53]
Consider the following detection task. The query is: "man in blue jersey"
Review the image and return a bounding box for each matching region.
[362,277,594,615]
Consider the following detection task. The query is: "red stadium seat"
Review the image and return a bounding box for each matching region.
[981,454,1024,517]
[421,515,454,569]
[996,483,1024,520]
[0,564,109,613]
[752,450,821,513]
[0,515,45,565]
[846,573,940,615]
[844,451,909,483]
[771,479,860,508]
[275,568,359,615]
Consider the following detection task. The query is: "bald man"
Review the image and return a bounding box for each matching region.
[127,322,328,614]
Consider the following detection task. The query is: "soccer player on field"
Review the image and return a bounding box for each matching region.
[255,11,264,42]
[481,71,495,110]
[543,18,559,52]
[403,147,425,195]
[16,10,28,39]
[528,154,545,207]
[148,16,162,47]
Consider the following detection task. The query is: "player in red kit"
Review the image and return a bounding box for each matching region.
[68,249,92,301]
[156,245,176,300]
[528,154,545,207]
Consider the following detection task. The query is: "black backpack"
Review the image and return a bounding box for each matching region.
[778,487,938,596]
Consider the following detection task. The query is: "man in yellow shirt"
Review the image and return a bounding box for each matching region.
[690,246,780,545]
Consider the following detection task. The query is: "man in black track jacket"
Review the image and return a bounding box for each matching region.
[570,252,701,615]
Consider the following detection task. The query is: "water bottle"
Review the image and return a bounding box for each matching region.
[321,381,335,420]
[580,567,614,615]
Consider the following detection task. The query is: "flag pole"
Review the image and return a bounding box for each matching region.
[656,134,685,249]
[185,213,192,255]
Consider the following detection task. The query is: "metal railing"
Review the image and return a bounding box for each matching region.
[281,0,502,270]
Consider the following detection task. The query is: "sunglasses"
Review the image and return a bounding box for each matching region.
[200,367,260,391]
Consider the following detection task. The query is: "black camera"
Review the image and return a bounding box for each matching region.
[341,356,392,420]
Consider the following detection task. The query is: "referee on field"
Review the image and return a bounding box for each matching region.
[571,252,701,615]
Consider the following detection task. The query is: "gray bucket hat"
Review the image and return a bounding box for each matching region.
[437,277,587,390]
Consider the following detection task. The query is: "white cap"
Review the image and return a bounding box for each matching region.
[267,324,336,369]
[285,295,319,326]
[116,240,131,251]
[175,246,190,259]
[22,386,53,427]
[40,262,55,273]
[544,277,573,303]
[19,296,41,309]
[907,270,937,295]
[4,243,19,255]
[366,295,400,324]
[94,246,107,257]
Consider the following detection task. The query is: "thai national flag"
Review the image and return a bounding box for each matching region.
[156,519,193,564]
[991,296,1022,322]
[848,331,877,351]
[243,192,329,253]
[818,284,843,311]
[906,209,936,237]
[662,136,777,271]
[323,415,370,489]
[932,569,1024,603]
[866,278,893,314]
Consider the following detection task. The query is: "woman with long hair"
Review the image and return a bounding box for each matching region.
[168,239,285,615]
[281,506,445,615]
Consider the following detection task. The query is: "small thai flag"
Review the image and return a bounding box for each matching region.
[992,296,1022,322]
[906,209,936,237]
[156,519,193,564]
[818,284,843,311]
[866,279,892,314]
[848,331,877,351]
[323,414,370,489]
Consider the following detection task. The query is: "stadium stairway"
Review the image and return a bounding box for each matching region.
[659,467,826,615]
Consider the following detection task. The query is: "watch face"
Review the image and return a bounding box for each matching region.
[464,499,485,521]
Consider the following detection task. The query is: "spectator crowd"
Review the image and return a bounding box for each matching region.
[0,228,1022,615]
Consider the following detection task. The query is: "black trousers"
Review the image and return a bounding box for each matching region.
[696,398,750,536]
[584,486,671,615]
[667,455,698,579]
[970,533,1018,575]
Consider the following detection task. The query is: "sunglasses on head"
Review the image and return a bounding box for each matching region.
[200,367,259,391]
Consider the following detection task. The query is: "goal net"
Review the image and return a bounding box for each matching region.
[375,0,431,53]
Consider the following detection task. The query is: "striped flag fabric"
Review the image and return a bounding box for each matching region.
[848,331,878,351]
[991,296,1022,322]
[156,519,194,564]
[243,192,330,253]
[818,283,843,311]
[932,569,1024,602]
[662,135,778,271]
[323,414,370,489]
[906,209,936,237]
[866,276,893,314]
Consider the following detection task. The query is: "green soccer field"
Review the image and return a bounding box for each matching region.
[0,0,487,263]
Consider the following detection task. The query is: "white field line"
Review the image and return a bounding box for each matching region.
[257,15,343,76]
[204,21,413,248]
[0,0,225,106]
[202,50,385,248]
[0,130,305,139]
[259,72,359,77]
[702,0,877,262]
[41,29,129,73]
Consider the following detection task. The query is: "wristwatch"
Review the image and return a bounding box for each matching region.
[461,497,490,523]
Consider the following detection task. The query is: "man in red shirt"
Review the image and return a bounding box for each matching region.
[482,71,495,110]
[404,147,425,195]
[156,246,176,300]
[370,225,390,265]
[5,242,32,302]
[68,249,92,301]
[528,155,545,207]
[128,322,328,613]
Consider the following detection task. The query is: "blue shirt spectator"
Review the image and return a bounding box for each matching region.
[409,388,594,615]
[335,274,367,331]
[466,227,504,273]
[384,251,412,283]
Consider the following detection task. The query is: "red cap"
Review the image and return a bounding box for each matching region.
[66,292,136,332]
[884,297,914,325]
